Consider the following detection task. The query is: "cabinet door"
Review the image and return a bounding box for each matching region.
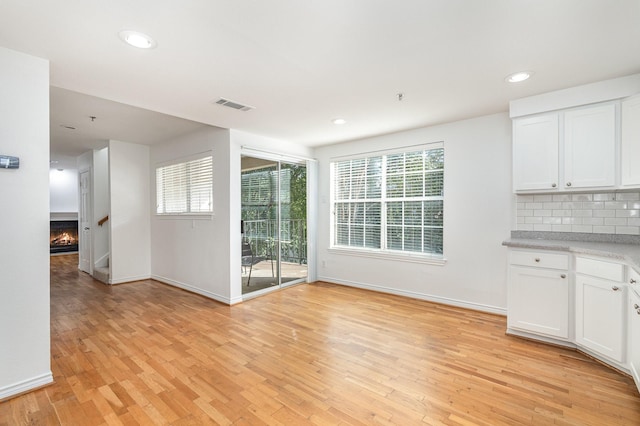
[621,94,640,186]
[575,275,625,362]
[513,114,559,191]
[629,290,640,391]
[563,103,616,189]
[508,266,569,339]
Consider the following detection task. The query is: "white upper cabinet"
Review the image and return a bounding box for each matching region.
[563,103,616,189]
[510,74,640,193]
[513,102,618,193]
[513,114,559,191]
[621,94,640,187]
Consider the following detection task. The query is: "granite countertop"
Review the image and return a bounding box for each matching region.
[503,231,640,273]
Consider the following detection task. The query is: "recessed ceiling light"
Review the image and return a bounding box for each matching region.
[332,118,347,125]
[506,71,533,83]
[118,30,157,49]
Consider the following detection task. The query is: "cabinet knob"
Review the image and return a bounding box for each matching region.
[635,304,639,309]
[534,258,540,262]
[612,286,620,291]
[631,278,637,284]
[560,274,566,279]
[566,182,572,187]
[551,183,557,188]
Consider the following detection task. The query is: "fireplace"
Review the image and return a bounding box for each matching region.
[50,220,79,253]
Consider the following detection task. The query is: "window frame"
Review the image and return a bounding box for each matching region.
[329,142,445,265]
[155,152,214,218]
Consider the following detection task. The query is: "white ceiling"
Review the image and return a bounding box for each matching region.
[1,0,639,159]
[48,87,209,165]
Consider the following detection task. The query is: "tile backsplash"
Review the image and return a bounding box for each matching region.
[516,191,640,235]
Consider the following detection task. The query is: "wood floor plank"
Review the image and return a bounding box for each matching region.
[1,254,640,425]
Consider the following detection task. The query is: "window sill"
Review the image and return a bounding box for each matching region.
[327,246,447,265]
[155,213,214,220]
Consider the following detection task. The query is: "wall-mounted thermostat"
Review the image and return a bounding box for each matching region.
[0,155,19,169]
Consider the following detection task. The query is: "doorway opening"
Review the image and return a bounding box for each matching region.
[241,155,307,295]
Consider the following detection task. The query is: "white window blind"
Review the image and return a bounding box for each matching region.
[156,155,213,214]
[332,145,444,255]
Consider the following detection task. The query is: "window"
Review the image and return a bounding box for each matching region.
[156,154,213,214]
[331,144,444,256]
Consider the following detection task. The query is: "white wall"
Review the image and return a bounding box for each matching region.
[109,140,150,283]
[93,147,110,267]
[315,112,513,314]
[230,129,315,159]
[0,47,52,399]
[150,128,314,305]
[49,168,78,213]
[150,127,234,302]
[78,150,92,171]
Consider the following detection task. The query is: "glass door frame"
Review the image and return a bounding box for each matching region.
[240,150,309,298]
[277,160,308,289]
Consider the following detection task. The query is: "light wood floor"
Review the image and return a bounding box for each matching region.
[2,255,639,425]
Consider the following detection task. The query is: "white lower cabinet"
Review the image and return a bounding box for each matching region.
[507,250,569,339]
[629,289,640,391]
[629,266,640,392]
[508,266,569,339]
[507,248,640,391]
[575,274,626,363]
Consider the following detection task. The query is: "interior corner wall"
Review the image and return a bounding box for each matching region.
[93,147,109,269]
[109,140,150,284]
[150,127,234,303]
[49,168,78,213]
[0,47,52,399]
[314,112,514,314]
[78,150,92,171]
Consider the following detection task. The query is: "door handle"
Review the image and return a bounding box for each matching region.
[84,227,90,230]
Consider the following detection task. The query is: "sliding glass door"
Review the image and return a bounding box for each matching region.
[241,156,307,295]
[278,162,307,286]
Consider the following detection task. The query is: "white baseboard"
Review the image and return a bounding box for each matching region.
[0,372,53,400]
[576,345,631,376]
[506,328,576,348]
[631,363,640,395]
[109,274,151,285]
[316,275,507,316]
[151,275,239,305]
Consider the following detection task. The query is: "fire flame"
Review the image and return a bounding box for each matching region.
[51,232,78,246]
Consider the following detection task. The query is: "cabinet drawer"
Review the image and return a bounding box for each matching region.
[576,257,624,282]
[510,251,569,270]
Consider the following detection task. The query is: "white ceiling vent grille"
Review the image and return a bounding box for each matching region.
[214,98,254,112]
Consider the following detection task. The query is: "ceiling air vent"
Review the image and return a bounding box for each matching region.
[214,98,254,112]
